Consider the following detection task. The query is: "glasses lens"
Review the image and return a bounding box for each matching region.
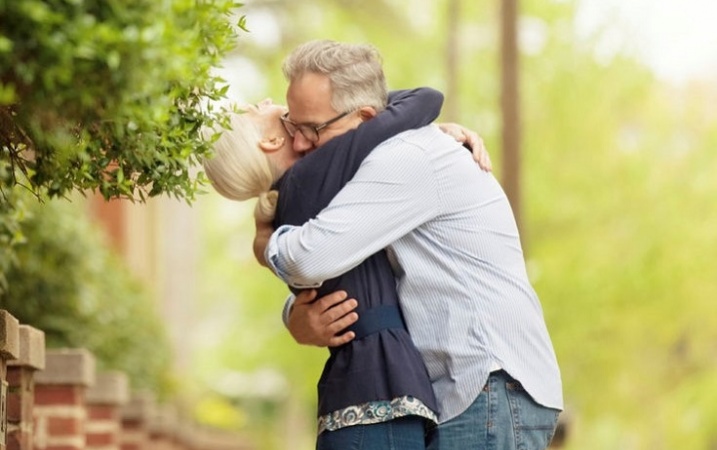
[297,126,319,143]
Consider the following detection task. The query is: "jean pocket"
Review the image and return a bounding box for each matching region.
[505,381,560,450]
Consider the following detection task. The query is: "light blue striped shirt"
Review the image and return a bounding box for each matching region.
[267,125,563,422]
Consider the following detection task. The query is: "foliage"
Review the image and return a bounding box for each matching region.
[0,171,27,290]
[0,191,175,396]
[0,0,246,377]
[520,1,717,448]
[0,0,242,202]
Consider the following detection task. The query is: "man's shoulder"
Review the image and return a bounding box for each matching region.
[371,124,458,157]
[391,123,440,139]
[358,126,442,178]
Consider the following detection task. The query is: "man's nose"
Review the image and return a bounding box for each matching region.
[292,132,315,153]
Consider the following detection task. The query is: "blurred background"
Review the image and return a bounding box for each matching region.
[3,0,717,449]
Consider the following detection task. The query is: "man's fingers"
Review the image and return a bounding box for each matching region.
[327,330,356,347]
[321,298,357,324]
[294,289,318,305]
[315,290,349,312]
[325,311,359,334]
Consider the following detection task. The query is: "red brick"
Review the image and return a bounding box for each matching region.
[47,416,83,436]
[86,432,115,446]
[6,368,22,385]
[121,420,143,430]
[87,405,116,421]
[35,386,84,406]
[7,429,33,450]
[6,388,22,421]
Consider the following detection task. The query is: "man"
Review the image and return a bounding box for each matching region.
[262,40,563,449]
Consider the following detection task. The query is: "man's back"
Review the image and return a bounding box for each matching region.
[370,126,563,421]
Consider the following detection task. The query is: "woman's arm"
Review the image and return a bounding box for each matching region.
[343,87,444,168]
[302,87,444,179]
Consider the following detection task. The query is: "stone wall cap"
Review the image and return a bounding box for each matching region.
[86,371,130,405]
[8,325,46,370]
[34,348,96,387]
[0,310,20,360]
[148,404,178,435]
[121,391,156,420]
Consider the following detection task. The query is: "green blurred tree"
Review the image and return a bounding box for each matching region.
[197,1,717,449]
[519,1,717,448]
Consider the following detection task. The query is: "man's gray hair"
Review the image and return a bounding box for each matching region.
[282,40,388,113]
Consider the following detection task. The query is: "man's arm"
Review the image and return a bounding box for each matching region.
[253,122,491,271]
[280,126,490,346]
[253,88,442,268]
[267,135,441,287]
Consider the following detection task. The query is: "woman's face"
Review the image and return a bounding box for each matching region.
[243,99,301,173]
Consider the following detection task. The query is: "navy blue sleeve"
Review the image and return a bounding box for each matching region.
[319,87,444,176]
[274,87,444,228]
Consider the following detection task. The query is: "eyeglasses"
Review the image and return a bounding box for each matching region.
[279,110,353,143]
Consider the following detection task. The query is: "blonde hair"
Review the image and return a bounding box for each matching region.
[282,40,388,113]
[202,112,279,222]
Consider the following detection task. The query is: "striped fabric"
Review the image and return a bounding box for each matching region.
[267,124,563,422]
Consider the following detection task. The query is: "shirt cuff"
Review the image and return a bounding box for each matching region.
[266,224,322,289]
[281,293,296,327]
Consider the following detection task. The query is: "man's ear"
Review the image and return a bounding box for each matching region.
[357,106,378,122]
[258,136,285,153]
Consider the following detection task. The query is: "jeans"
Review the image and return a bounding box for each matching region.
[426,370,560,450]
[317,416,427,450]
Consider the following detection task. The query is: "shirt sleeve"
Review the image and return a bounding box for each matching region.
[281,293,296,326]
[266,133,441,288]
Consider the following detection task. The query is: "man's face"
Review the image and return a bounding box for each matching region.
[244,99,301,174]
[285,72,363,153]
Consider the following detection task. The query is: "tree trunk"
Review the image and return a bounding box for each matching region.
[500,0,523,237]
[445,0,460,121]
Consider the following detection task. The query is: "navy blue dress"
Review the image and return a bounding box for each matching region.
[273,88,442,417]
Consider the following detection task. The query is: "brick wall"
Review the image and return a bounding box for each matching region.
[0,311,253,450]
[86,372,128,450]
[7,325,45,450]
[1,311,21,450]
[34,349,95,450]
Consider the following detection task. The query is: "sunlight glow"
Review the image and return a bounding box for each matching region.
[577,0,717,84]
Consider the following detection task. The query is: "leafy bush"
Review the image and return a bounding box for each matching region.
[0,193,174,396]
[0,0,242,201]
[0,0,244,293]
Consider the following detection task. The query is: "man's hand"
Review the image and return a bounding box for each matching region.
[438,122,492,172]
[288,289,359,347]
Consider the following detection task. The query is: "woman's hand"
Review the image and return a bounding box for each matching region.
[438,122,492,172]
[253,218,274,267]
